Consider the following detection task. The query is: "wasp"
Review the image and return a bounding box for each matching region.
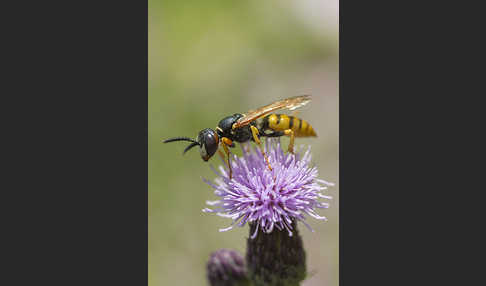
[163,95,317,179]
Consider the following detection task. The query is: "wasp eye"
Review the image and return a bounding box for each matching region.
[197,128,219,161]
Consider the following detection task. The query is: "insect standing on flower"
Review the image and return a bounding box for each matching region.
[163,95,317,179]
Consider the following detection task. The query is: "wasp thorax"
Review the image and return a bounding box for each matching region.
[217,113,243,137]
[197,128,219,161]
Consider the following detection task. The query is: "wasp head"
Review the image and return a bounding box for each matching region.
[196,128,219,161]
[163,128,219,162]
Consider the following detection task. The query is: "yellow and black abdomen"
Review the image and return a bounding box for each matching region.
[262,114,316,137]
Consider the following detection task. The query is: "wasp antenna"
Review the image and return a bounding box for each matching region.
[183,142,199,155]
[163,137,197,143]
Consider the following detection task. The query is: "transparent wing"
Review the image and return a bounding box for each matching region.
[233,95,312,128]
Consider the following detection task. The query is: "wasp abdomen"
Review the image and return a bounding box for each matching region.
[263,114,316,137]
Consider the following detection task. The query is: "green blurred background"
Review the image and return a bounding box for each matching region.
[149,1,338,285]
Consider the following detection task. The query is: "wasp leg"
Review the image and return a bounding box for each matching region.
[217,149,226,162]
[250,125,273,172]
[283,129,295,154]
[221,137,233,179]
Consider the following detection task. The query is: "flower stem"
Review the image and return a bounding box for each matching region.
[246,221,306,286]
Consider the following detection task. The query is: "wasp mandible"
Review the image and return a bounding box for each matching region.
[163,95,317,179]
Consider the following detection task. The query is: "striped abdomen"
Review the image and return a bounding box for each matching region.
[261,114,316,137]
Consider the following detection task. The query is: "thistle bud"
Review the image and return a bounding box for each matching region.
[207,249,250,286]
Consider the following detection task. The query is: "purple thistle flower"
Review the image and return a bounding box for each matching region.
[202,138,333,238]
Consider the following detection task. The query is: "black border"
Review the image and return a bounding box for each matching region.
[339,1,475,284]
[6,1,148,284]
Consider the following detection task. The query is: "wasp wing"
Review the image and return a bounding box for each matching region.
[233,95,312,129]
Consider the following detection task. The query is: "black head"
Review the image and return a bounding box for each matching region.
[196,128,219,161]
[163,128,219,161]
